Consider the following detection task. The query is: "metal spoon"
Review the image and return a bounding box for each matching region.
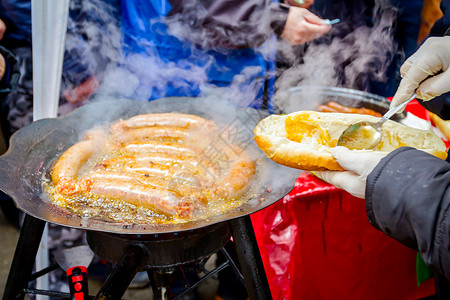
[336,93,417,150]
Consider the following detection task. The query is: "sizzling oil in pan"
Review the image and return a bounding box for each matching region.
[43,113,257,225]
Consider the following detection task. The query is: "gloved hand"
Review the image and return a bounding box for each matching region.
[281,7,330,45]
[314,147,386,199]
[390,36,450,108]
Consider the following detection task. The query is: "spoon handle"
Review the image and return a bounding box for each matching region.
[379,93,417,124]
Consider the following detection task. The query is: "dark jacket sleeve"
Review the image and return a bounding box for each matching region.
[166,0,288,49]
[430,0,450,37]
[0,46,19,95]
[366,147,450,280]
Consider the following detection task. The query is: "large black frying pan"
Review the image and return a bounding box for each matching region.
[0,97,301,234]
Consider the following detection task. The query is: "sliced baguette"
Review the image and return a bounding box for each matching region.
[254,111,448,171]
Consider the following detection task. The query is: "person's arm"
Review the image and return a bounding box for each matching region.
[366,147,450,281]
[166,0,329,49]
[61,0,119,104]
[416,95,450,120]
[415,24,450,119]
[0,45,19,94]
[390,36,450,108]
[316,146,450,281]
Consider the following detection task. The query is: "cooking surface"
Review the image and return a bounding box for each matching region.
[0,97,300,234]
[46,113,257,224]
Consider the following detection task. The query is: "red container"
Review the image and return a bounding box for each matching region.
[251,173,435,300]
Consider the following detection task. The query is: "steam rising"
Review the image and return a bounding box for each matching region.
[62,0,401,114]
[61,0,275,110]
[274,0,400,113]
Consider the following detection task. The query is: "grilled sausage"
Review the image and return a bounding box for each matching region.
[318,101,382,117]
[52,129,107,195]
[81,171,205,217]
[86,177,186,216]
[49,113,257,222]
[110,113,216,132]
[115,141,200,157]
[214,151,256,199]
[96,153,219,177]
[111,126,191,143]
[123,162,213,194]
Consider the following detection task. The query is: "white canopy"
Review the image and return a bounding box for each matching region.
[32,1,69,297]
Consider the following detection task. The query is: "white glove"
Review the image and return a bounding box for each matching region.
[314,147,386,199]
[390,36,450,108]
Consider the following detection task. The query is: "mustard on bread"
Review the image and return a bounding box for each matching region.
[254,111,448,171]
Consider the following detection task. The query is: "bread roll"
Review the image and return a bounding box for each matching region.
[254,111,448,171]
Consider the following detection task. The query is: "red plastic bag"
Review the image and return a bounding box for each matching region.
[251,171,435,300]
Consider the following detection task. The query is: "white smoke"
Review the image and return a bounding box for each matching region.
[273,0,401,113]
[61,0,401,115]
[60,0,276,112]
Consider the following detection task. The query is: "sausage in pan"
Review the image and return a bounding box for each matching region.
[214,151,256,199]
[115,141,201,157]
[52,129,107,195]
[81,172,204,217]
[111,126,191,143]
[82,170,208,203]
[111,113,216,132]
[96,153,219,178]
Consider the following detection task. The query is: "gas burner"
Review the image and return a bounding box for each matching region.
[3,214,272,300]
[86,222,231,268]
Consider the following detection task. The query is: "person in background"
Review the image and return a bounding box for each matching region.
[0,19,19,151]
[309,0,424,98]
[314,33,450,290]
[0,0,105,138]
[0,37,19,227]
[0,0,114,226]
[118,0,330,112]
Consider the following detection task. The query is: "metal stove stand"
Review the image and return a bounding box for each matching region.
[2,214,272,300]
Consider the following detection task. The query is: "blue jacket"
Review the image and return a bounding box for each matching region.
[120,0,282,109]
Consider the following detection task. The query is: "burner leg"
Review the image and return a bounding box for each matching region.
[229,215,272,300]
[94,243,149,300]
[147,269,173,300]
[3,214,46,300]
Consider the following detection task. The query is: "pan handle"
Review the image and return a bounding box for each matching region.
[67,266,89,300]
